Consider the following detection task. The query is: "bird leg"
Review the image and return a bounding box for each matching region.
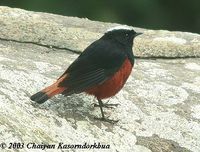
[94,99,119,123]
[93,100,119,109]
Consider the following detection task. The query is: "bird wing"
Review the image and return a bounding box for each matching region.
[58,38,128,95]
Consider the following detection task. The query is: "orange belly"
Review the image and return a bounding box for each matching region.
[85,58,133,99]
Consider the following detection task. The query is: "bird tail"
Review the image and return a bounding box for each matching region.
[30,75,67,104]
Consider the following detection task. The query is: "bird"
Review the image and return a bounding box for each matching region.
[30,26,142,123]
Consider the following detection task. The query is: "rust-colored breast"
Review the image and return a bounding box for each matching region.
[85,58,133,99]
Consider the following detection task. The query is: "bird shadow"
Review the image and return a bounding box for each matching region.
[31,93,117,130]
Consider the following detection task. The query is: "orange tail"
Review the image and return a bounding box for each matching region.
[30,75,67,104]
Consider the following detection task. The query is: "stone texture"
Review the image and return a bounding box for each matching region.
[136,134,191,152]
[135,30,200,57]
[0,6,200,57]
[0,6,200,152]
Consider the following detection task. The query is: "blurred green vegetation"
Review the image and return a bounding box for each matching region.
[1,0,199,33]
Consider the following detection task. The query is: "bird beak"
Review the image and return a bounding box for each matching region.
[135,32,143,37]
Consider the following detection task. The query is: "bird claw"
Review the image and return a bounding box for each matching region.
[94,117,119,124]
[92,99,119,123]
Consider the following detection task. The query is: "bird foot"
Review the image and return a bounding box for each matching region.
[94,117,119,124]
[93,103,119,108]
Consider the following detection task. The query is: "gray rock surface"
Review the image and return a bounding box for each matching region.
[0,6,200,57]
[0,6,200,152]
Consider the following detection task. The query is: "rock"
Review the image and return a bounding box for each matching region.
[0,6,200,57]
[0,6,200,152]
[136,134,191,152]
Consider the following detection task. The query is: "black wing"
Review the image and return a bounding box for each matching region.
[58,38,127,95]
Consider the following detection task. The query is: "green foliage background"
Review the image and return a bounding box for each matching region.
[1,0,199,33]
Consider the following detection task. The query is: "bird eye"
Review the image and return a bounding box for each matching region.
[125,33,129,37]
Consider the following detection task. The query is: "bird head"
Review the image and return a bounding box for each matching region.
[104,26,142,47]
